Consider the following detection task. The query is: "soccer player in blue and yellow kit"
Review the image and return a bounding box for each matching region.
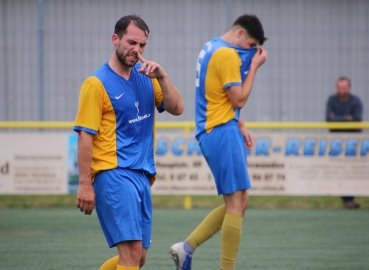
[74,15,184,270]
[170,14,267,270]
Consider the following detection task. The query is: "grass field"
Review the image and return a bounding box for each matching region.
[1,207,369,270]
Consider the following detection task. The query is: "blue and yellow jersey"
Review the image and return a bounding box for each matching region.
[73,63,164,184]
[195,37,256,138]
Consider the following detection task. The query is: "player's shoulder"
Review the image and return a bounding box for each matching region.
[214,46,238,54]
[212,46,239,62]
[205,37,237,55]
[92,62,110,77]
[82,75,103,88]
[79,76,105,99]
[81,64,107,92]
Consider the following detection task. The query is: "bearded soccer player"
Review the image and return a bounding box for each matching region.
[74,14,184,270]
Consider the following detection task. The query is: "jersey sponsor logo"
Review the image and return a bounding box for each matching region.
[128,101,151,124]
[115,92,125,99]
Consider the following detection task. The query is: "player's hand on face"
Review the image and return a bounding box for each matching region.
[251,47,267,69]
[76,184,95,215]
[137,52,167,79]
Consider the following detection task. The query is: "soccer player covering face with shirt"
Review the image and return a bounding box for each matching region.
[74,15,184,270]
[170,14,267,270]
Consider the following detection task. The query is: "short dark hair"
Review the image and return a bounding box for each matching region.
[114,14,150,38]
[337,76,351,87]
[233,14,267,45]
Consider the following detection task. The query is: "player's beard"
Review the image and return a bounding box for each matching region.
[116,47,138,68]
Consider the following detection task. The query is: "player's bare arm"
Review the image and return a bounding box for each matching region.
[227,48,268,109]
[76,130,95,215]
[238,117,254,150]
[137,52,184,115]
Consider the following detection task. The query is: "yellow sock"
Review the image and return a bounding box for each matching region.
[100,256,118,270]
[116,266,139,270]
[186,204,226,249]
[99,255,139,270]
[220,213,243,270]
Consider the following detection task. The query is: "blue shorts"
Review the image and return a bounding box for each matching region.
[93,168,152,248]
[197,121,251,195]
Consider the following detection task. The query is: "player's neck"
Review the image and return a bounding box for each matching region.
[220,31,235,46]
[108,55,132,80]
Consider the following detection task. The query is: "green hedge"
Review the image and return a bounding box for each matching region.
[1,195,368,209]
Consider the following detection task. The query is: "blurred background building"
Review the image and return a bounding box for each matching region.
[1,0,368,124]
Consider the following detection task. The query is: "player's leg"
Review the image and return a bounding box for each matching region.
[186,204,226,249]
[94,169,150,269]
[220,121,251,269]
[169,125,229,269]
[171,191,248,270]
[116,241,142,269]
[224,189,249,216]
[170,121,250,269]
[170,204,226,269]
[140,172,153,268]
[221,189,248,270]
[206,121,250,270]
[140,248,148,268]
[99,245,147,269]
[99,255,118,270]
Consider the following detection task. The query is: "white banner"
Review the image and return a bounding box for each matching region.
[152,133,369,196]
[1,132,368,196]
[0,133,68,194]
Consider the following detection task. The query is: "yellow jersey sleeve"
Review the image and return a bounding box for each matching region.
[212,47,242,89]
[152,78,165,111]
[74,76,105,133]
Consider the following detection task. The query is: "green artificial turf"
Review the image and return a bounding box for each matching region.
[0,208,368,269]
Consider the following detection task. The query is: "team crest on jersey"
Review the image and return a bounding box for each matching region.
[128,101,151,124]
